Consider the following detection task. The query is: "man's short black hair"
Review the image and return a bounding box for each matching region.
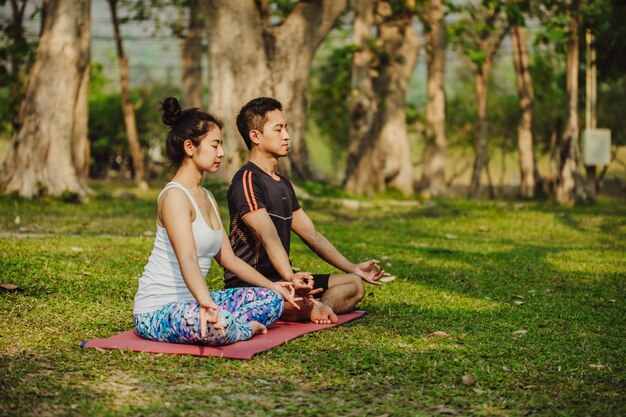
[236,97,283,150]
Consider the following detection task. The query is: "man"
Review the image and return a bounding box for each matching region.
[224,97,387,324]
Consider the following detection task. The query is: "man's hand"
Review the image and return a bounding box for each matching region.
[287,271,315,291]
[353,259,389,285]
[199,297,225,338]
[273,281,304,310]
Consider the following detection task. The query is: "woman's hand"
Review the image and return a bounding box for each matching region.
[198,297,225,338]
[273,281,304,310]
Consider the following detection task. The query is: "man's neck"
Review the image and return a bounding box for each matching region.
[249,151,279,177]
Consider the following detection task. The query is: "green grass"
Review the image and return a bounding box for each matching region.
[1,182,625,416]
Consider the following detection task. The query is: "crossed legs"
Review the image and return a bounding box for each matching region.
[280,274,365,324]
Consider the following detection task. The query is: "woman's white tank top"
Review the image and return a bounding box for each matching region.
[133,182,223,314]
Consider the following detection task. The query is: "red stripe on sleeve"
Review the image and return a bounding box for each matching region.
[242,171,254,212]
[247,170,258,210]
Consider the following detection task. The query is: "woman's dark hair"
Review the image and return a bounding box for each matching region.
[161,97,223,167]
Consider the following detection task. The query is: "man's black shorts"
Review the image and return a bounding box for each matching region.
[311,274,330,292]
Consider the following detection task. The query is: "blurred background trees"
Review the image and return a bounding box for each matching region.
[0,0,625,203]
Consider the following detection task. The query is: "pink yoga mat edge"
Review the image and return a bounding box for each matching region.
[81,310,368,360]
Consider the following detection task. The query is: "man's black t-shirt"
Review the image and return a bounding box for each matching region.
[224,161,301,288]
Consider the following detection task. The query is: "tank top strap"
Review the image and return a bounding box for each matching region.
[158,182,202,217]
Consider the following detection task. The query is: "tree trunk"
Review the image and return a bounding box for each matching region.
[72,43,91,185]
[420,0,447,197]
[8,0,29,129]
[108,0,148,190]
[344,1,419,196]
[556,0,582,205]
[181,0,204,108]
[202,0,347,181]
[0,0,91,198]
[469,63,490,197]
[511,25,536,198]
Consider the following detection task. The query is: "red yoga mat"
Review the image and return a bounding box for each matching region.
[81,310,367,360]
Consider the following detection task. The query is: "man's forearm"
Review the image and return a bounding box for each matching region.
[263,236,298,280]
[306,232,356,273]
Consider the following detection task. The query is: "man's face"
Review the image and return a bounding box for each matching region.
[256,109,290,157]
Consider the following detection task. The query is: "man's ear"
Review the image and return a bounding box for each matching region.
[249,130,261,146]
[183,139,194,157]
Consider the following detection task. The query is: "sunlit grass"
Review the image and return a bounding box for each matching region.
[1,182,625,416]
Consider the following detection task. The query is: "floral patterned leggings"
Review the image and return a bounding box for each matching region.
[134,287,283,346]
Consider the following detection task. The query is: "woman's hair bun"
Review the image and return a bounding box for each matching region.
[161,97,182,126]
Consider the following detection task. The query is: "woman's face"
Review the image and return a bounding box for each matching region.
[193,127,224,174]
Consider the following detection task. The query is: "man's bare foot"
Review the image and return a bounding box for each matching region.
[280,297,314,322]
[310,303,338,324]
[250,321,267,335]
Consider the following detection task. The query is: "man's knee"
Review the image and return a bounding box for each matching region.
[351,275,365,302]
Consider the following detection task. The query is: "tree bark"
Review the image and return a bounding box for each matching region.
[0,0,91,198]
[108,0,148,190]
[344,0,419,196]
[511,25,536,198]
[72,39,91,185]
[469,63,490,197]
[420,0,447,197]
[7,0,29,128]
[181,0,204,108]
[556,0,582,205]
[202,0,347,181]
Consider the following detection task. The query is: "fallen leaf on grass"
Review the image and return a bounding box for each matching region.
[436,407,460,415]
[0,283,23,292]
[379,275,396,283]
[429,331,452,338]
[462,374,476,386]
[257,400,277,408]
[512,330,528,337]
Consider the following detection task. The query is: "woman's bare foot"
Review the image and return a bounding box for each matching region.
[310,303,338,324]
[249,321,267,335]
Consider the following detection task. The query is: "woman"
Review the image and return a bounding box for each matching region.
[133,97,300,345]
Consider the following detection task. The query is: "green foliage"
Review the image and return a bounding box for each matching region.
[308,43,355,160]
[448,0,508,71]
[0,0,39,134]
[1,187,625,416]
[445,56,520,156]
[528,49,567,153]
[597,75,626,147]
[586,0,626,82]
[88,62,181,178]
